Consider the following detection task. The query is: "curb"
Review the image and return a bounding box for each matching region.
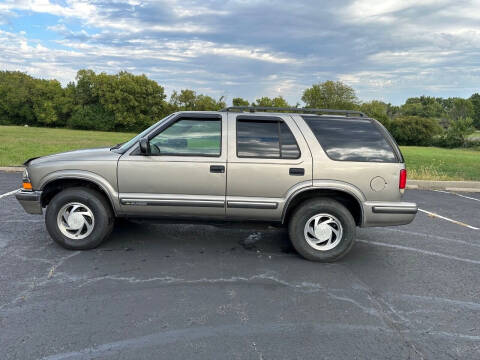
[1,167,479,193]
[407,180,480,193]
[0,166,24,173]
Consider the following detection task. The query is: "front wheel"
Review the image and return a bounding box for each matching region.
[288,198,356,262]
[45,187,114,250]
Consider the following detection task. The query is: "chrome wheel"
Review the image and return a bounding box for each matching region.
[303,213,343,251]
[57,202,95,240]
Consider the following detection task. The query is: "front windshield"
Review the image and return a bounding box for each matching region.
[116,114,175,152]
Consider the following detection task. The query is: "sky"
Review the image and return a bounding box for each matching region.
[0,0,479,105]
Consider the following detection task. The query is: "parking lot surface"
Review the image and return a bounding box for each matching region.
[1,171,479,359]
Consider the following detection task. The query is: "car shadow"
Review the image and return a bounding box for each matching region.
[103,219,297,258]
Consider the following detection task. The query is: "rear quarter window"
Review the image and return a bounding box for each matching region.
[303,116,398,163]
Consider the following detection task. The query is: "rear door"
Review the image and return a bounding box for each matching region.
[226,113,312,221]
[117,113,227,218]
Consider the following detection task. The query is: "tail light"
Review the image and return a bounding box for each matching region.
[399,169,407,189]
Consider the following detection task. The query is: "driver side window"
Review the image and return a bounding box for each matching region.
[149,118,221,156]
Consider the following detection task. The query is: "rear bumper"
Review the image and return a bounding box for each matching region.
[15,190,43,215]
[362,201,417,227]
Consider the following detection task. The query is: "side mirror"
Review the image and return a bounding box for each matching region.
[139,137,150,155]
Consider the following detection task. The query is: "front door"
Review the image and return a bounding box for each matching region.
[117,113,227,218]
[226,113,313,221]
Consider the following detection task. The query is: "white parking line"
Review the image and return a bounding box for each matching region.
[358,240,480,265]
[0,189,18,199]
[418,208,479,230]
[433,189,480,203]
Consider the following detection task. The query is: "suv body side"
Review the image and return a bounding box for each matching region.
[17,111,416,228]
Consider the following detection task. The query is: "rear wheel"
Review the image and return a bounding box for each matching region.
[288,198,356,262]
[45,187,114,250]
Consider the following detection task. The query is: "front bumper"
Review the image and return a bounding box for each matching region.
[15,190,43,215]
[362,201,417,227]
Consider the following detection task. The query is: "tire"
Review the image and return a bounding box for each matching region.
[45,187,114,250]
[288,198,356,262]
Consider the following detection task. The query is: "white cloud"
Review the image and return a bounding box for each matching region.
[1,0,480,104]
[0,0,96,19]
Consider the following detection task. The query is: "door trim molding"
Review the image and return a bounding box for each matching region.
[120,198,225,208]
[226,201,278,209]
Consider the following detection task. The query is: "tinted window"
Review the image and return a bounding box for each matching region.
[280,122,300,159]
[237,120,300,159]
[150,119,221,156]
[303,116,397,162]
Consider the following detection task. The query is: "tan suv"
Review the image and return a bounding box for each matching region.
[16,107,417,262]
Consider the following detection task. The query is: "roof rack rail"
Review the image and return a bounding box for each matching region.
[220,106,366,117]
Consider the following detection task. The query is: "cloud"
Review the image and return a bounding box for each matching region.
[0,0,479,104]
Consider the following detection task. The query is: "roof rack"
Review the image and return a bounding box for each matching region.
[220,106,366,117]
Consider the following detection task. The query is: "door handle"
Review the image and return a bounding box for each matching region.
[289,168,304,176]
[210,165,225,173]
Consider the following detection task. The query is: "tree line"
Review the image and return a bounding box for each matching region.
[0,70,479,148]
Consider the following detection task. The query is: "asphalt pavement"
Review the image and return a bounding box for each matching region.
[1,171,480,360]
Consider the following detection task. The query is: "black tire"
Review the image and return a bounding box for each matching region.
[45,187,114,250]
[288,198,356,262]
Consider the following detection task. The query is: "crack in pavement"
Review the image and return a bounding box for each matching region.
[0,251,80,311]
[340,263,430,360]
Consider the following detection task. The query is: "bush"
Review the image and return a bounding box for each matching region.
[389,116,442,146]
[434,117,475,148]
[68,105,115,131]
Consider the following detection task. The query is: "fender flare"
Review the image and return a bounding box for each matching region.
[281,180,366,224]
[39,170,119,213]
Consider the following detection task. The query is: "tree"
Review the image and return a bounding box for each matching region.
[401,96,444,118]
[0,71,66,127]
[170,89,196,110]
[469,93,480,129]
[253,96,290,107]
[73,70,167,131]
[75,69,98,106]
[359,100,390,127]
[0,71,36,125]
[32,79,64,126]
[446,97,474,122]
[169,90,225,111]
[232,97,249,106]
[301,80,359,109]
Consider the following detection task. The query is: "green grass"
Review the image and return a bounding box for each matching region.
[400,146,480,181]
[0,125,134,166]
[1,125,479,181]
[467,130,480,140]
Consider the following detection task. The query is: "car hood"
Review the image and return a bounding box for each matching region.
[25,147,121,166]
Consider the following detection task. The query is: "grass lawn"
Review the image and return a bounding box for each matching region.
[1,125,479,181]
[0,125,134,166]
[400,146,480,181]
[467,130,480,140]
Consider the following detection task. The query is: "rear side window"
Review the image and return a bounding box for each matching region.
[303,116,397,162]
[237,119,300,159]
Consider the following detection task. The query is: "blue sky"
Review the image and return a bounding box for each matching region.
[0,0,479,105]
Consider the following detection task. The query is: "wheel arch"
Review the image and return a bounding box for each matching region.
[282,186,365,226]
[39,171,118,215]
